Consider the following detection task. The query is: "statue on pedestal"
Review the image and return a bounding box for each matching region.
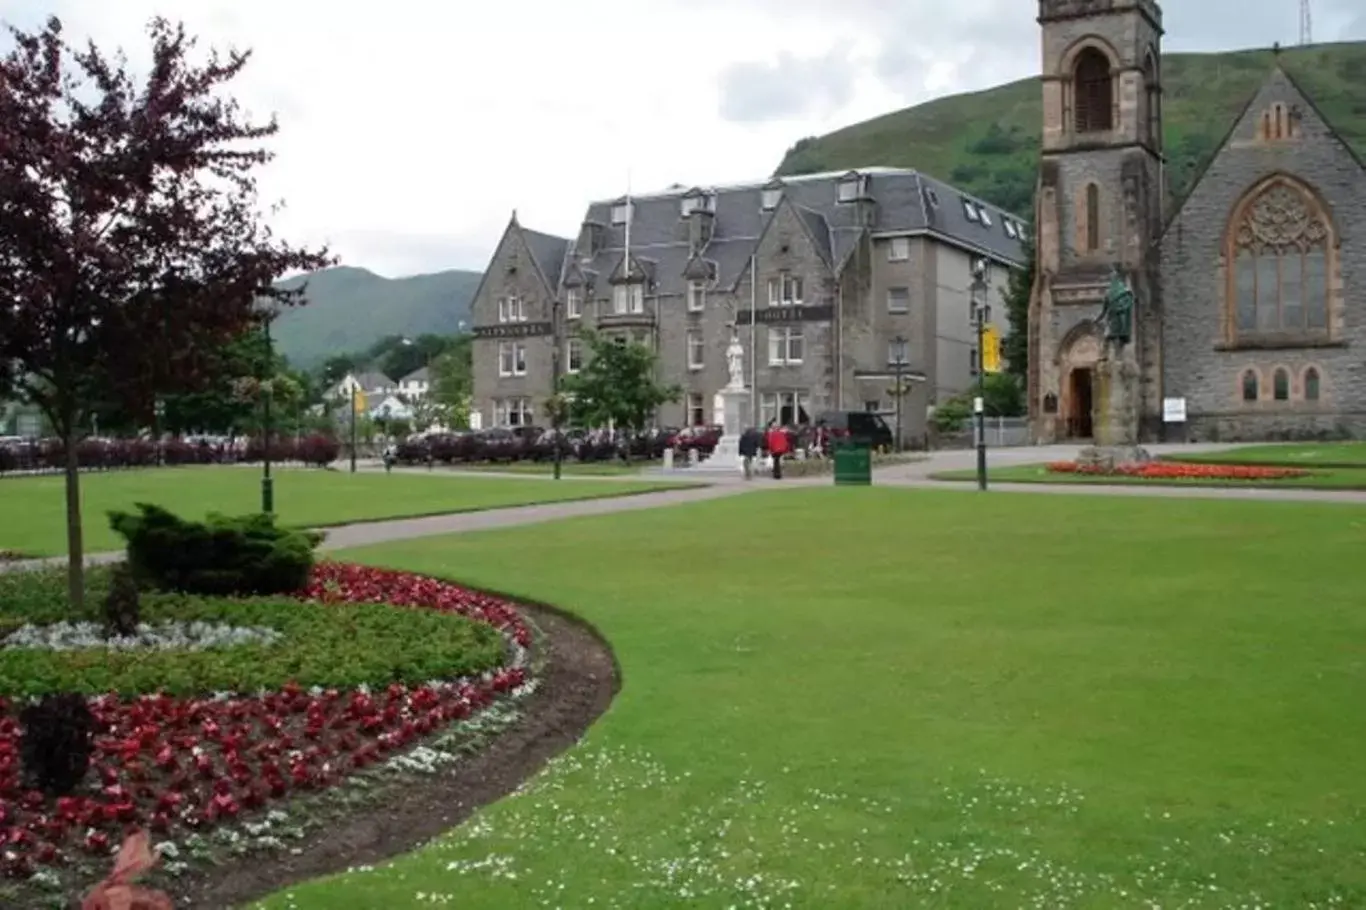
[725,324,745,390]
[1094,265,1135,347]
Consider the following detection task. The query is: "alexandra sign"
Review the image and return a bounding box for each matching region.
[473,321,552,339]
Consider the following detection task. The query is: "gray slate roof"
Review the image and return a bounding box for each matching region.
[400,367,430,383]
[352,371,395,392]
[512,168,1026,300]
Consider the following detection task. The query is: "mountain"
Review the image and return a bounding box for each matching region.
[775,42,1366,218]
[271,266,482,368]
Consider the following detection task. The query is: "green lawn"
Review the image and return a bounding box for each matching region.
[0,468,683,557]
[453,459,661,476]
[1173,442,1366,468]
[256,488,1366,908]
[933,462,1366,490]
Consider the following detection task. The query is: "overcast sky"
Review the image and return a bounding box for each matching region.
[8,1,1365,277]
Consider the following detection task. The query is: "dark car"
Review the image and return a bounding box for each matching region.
[814,411,894,452]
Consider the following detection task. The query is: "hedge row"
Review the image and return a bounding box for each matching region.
[0,435,340,474]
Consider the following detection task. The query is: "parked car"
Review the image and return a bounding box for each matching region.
[813,411,895,452]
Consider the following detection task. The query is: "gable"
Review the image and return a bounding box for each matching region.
[1164,66,1365,234]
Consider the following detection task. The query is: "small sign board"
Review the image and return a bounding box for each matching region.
[1162,397,1187,422]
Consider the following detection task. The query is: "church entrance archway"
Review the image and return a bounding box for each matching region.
[1066,368,1094,438]
[1057,326,1101,441]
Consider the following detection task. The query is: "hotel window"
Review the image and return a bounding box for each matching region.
[760,392,811,426]
[762,187,782,209]
[888,338,909,365]
[566,338,583,373]
[887,287,909,314]
[768,327,804,365]
[611,283,644,314]
[611,202,632,224]
[497,296,525,323]
[888,237,910,261]
[767,274,804,306]
[492,398,531,426]
[686,331,704,370]
[498,342,526,377]
[565,290,581,319]
[687,393,705,426]
[687,280,706,311]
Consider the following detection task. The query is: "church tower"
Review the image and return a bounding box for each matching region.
[1028,0,1165,443]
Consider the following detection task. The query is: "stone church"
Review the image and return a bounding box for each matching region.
[1028,0,1366,443]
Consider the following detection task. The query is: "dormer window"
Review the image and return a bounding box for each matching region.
[837,171,866,203]
[762,188,782,210]
[1003,220,1019,239]
[978,207,993,227]
[612,283,644,314]
[962,199,980,222]
[680,196,699,216]
[680,188,713,216]
[926,188,940,207]
[611,201,633,224]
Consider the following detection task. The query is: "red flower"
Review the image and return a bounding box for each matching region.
[1046,460,1309,481]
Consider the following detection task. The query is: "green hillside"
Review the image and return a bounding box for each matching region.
[776,42,1366,217]
[272,266,481,367]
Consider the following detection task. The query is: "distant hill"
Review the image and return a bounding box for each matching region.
[776,42,1366,217]
[272,266,481,367]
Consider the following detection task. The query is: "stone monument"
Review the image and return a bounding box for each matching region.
[1077,266,1151,471]
[697,325,749,473]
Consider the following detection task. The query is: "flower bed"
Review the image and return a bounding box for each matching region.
[1045,461,1310,481]
[0,562,533,880]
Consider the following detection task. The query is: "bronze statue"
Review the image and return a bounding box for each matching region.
[1095,266,1134,345]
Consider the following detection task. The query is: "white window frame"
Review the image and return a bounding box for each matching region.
[978,208,993,226]
[611,202,632,224]
[759,391,811,426]
[497,298,508,323]
[767,327,804,365]
[686,330,704,370]
[493,398,508,426]
[612,283,644,315]
[837,178,860,202]
[767,274,804,307]
[500,342,526,377]
[505,397,532,427]
[761,188,782,210]
[962,199,980,222]
[499,295,525,323]
[888,237,910,261]
[686,393,705,426]
[566,289,582,319]
[687,280,706,312]
[566,338,583,373]
[887,286,910,314]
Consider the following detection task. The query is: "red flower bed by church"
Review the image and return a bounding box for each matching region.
[1045,461,1309,480]
[0,564,531,879]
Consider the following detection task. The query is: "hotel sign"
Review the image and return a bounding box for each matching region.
[473,321,552,339]
[737,304,834,325]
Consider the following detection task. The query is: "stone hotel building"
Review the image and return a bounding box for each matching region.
[469,168,1025,440]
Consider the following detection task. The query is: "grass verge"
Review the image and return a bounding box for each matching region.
[1165,442,1366,468]
[254,487,1366,908]
[931,462,1366,489]
[0,467,690,556]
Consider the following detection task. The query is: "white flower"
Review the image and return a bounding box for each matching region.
[1,620,283,652]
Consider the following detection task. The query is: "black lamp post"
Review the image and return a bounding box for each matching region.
[970,259,991,491]
[260,317,275,513]
[153,399,166,466]
[551,296,563,480]
[889,335,910,452]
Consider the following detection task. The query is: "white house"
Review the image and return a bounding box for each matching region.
[328,371,397,403]
[398,366,431,400]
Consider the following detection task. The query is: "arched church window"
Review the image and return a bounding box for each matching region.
[1143,53,1160,146]
[1228,177,1332,341]
[1085,184,1100,252]
[1241,370,1259,402]
[1304,367,1320,401]
[1073,48,1113,133]
[1273,368,1290,400]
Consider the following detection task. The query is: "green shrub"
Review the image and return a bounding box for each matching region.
[0,569,506,697]
[108,503,324,596]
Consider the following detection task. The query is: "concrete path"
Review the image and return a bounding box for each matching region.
[4,442,1362,574]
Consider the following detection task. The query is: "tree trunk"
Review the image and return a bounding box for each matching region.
[63,425,86,613]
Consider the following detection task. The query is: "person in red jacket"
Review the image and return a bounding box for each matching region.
[764,420,790,479]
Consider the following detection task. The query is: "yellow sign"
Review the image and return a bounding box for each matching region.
[352,389,367,414]
[981,324,1002,373]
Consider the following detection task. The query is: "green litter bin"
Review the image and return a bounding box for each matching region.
[833,441,872,486]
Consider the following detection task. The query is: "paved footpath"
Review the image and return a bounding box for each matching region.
[5,443,1363,573]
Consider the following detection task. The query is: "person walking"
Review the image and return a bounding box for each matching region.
[738,426,762,480]
[764,420,790,480]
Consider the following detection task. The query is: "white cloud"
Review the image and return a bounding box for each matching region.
[7,0,1360,277]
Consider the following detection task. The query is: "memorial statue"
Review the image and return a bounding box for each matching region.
[725,324,745,389]
[1095,266,1134,346]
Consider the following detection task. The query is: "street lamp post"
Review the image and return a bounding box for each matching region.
[889,335,910,452]
[349,385,358,473]
[970,259,991,491]
[153,399,166,466]
[261,318,275,514]
[551,297,563,480]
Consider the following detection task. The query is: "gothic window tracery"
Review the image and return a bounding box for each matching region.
[1227,177,1331,341]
